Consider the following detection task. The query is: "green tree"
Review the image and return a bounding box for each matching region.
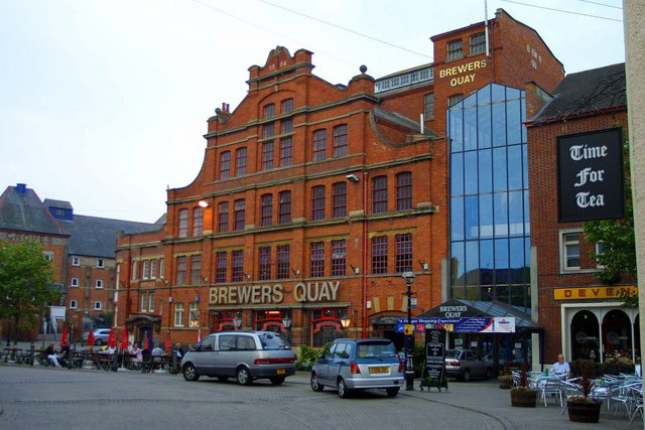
[0,240,59,342]
[584,140,636,284]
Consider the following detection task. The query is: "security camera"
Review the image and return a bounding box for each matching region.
[346,173,359,183]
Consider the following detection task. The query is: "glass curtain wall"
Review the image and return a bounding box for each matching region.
[449,83,530,312]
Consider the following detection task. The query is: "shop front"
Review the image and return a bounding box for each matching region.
[125,314,161,346]
[556,286,639,364]
[206,281,352,347]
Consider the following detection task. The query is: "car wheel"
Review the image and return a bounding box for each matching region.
[182,363,199,381]
[337,378,351,399]
[386,387,400,397]
[270,376,285,385]
[462,369,471,382]
[236,366,251,385]
[310,373,323,392]
[216,376,228,382]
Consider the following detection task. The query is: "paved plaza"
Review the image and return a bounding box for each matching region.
[0,365,638,430]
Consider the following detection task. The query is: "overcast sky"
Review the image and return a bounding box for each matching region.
[0,0,625,223]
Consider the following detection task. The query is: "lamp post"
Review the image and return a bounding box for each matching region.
[402,271,416,391]
[282,315,292,343]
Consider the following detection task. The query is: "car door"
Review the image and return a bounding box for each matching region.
[235,334,257,370]
[318,343,336,384]
[199,335,219,376]
[330,342,347,382]
[217,334,237,376]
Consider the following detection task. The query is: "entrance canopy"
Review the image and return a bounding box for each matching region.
[397,299,539,334]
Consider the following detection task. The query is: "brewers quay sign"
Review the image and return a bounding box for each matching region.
[557,128,624,222]
[209,281,340,305]
[438,59,487,87]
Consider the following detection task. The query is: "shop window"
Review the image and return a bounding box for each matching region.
[219,151,231,179]
[235,147,247,176]
[174,304,184,327]
[310,242,325,277]
[178,209,189,238]
[281,98,294,114]
[277,245,290,279]
[312,129,327,161]
[447,39,464,61]
[262,141,274,170]
[371,236,388,274]
[258,246,272,280]
[193,207,203,237]
[469,32,486,55]
[218,202,229,232]
[332,182,347,218]
[311,186,325,220]
[279,191,291,224]
[231,250,244,282]
[234,199,245,231]
[176,256,186,285]
[279,137,293,166]
[561,231,581,271]
[424,93,435,120]
[260,194,273,226]
[331,240,346,276]
[571,310,599,362]
[372,176,388,213]
[395,233,413,273]
[191,255,201,285]
[332,124,348,157]
[215,251,227,283]
[396,172,412,210]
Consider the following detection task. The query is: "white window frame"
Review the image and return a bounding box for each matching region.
[69,300,78,309]
[96,258,104,268]
[595,241,606,269]
[140,291,147,312]
[71,277,79,288]
[43,251,54,262]
[143,260,150,280]
[159,258,165,279]
[72,256,80,266]
[150,259,157,279]
[174,304,184,327]
[94,301,102,311]
[559,228,598,274]
[96,279,104,289]
[148,291,155,312]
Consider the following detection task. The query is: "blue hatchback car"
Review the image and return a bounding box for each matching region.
[310,338,404,398]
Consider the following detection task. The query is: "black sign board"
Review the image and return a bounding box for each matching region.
[558,128,624,222]
[421,327,447,391]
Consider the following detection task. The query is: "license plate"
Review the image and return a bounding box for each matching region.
[369,366,390,375]
[276,368,286,375]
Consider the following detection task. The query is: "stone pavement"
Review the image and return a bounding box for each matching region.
[0,364,638,430]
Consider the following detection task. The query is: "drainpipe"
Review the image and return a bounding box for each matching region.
[362,170,369,338]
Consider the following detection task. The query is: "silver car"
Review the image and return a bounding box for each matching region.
[310,338,404,398]
[181,331,296,385]
[444,349,493,381]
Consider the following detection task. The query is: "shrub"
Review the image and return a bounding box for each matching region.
[295,345,322,371]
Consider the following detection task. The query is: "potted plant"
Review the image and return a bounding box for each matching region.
[567,363,601,423]
[510,364,537,407]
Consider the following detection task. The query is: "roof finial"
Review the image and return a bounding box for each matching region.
[359,65,368,74]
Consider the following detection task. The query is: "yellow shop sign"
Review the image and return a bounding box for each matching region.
[553,286,637,301]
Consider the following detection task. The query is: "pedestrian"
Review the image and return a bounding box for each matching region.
[45,344,61,367]
[551,353,570,379]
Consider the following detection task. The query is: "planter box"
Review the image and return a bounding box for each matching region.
[511,389,537,407]
[567,400,601,423]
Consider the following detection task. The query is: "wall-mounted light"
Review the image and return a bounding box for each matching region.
[282,316,292,329]
[291,268,300,276]
[346,173,360,183]
[418,260,429,271]
[198,200,209,208]
[168,297,174,303]
[340,317,351,329]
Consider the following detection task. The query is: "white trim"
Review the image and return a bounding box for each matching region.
[94,301,102,310]
[69,300,78,309]
[96,258,104,268]
[96,279,103,289]
[70,277,79,288]
[71,256,80,267]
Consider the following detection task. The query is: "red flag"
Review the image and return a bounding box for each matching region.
[87,330,95,347]
[120,327,129,351]
[107,328,116,348]
[61,326,69,348]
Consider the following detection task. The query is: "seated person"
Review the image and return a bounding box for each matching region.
[551,353,570,378]
[151,344,164,357]
[45,344,61,367]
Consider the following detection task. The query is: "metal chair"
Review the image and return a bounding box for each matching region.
[539,377,563,407]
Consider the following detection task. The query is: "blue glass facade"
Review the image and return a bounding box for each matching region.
[449,83,531,312]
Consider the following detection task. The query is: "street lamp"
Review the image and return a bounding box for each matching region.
[340,316,351,330]
[402,271,416,391]
[282,315,292,343]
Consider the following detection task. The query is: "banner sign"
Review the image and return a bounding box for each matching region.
[554,285,637,301]
[422,328,447,391]
[396,317,516,333]
[558,128,624,222]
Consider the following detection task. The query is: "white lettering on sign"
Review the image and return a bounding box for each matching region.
[574,167,605,187]
[576,192,605,208]
[569,144,608,161]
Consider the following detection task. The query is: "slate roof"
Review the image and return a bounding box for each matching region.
[532,63,626,124]
[0,186,68,236]
[43,199,73,210]
[372,107,440,139]
[64,215,157,258]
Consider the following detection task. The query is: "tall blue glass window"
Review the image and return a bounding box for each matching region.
[449,83,530,311]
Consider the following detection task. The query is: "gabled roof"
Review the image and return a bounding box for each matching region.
[0,186,68,236]
[531,63,626,125]
[64,215,156,258]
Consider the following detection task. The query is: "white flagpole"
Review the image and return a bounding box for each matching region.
[484,0,490,57]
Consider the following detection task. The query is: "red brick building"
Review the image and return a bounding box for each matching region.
[115,9,565,349]
[526,63,635,364]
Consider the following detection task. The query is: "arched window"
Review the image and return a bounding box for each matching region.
[602,310,632,359]
[570,310,599,362]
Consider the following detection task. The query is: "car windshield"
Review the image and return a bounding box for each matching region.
[258,332,290,350]
[356,341,396,358]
